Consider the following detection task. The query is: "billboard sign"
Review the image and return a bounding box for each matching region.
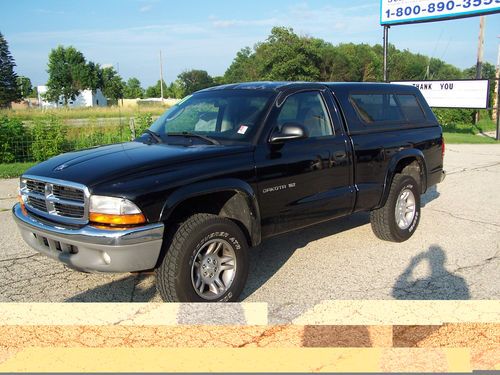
[381,0,500,25]
[392,80,490,108]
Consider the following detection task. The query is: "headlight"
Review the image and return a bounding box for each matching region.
[89,195,146,226]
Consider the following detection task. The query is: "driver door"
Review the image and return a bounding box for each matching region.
[255,90,354,237]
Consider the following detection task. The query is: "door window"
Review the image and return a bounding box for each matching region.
[276,92,333,137]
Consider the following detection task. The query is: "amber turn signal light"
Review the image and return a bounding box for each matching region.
[18,195,28,215]
[89,212,146,226]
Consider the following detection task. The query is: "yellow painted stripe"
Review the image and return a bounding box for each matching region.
[0,348,472,373]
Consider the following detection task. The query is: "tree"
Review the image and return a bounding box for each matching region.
[463,61,496,80]
[255,27,322,81]
[165,81,184,99]
[30,86,38,99]
[334,43,382,81]
[145,80,167,98]
[0,32,22,107]
[224,47,258,83]
[177,70,214,96]
[123,77,144,99]
[223,27,325,83]
[222,27,478,86]
[46,46,98,105]
[101,67,124,101]
[16,76,32,98]
[316,43,352,81]
[82,61,103,91]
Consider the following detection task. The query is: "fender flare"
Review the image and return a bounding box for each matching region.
[160,178,262,246]
[378,149,428,208]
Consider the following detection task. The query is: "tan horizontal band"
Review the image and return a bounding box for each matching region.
[0,347,473,373]
[1,301,499,326]
[292,300,500,325]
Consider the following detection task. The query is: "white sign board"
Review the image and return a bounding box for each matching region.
[392,80,490,108]
[381,0,500,25]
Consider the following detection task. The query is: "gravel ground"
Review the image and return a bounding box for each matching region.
[0,144,498,322]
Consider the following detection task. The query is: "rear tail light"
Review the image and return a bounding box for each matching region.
[441,138,445,159]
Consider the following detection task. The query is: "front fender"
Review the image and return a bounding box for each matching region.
[378,149,428,208]
[160,178,262,246]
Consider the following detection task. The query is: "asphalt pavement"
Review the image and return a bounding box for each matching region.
[0,144,498,322]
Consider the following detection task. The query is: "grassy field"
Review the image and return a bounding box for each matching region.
[0,162,36,179]
[442,118,499,144]
[441,118,497,134]
[0,105,169,121]
[441,116,498,142]
[444,133,499,144]
[476,118,498,133]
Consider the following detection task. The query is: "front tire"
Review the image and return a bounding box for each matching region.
[370,174,421,242]
[156,213,249,302]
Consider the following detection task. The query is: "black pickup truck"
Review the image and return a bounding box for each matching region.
[13,82,445,302]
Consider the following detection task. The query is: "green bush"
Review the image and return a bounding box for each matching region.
[433,108,474,126]
[440,123,476,134]
[0,116,30,163]
[31,115,68,161]
[134,112,153,137]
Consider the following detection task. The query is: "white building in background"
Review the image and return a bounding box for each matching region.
[37,86,107,108]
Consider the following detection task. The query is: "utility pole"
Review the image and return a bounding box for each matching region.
[475,16,485,124]
[383,26,390,82]
[116,62,123,107]
[495,36,500,141]
[159,50,164,102]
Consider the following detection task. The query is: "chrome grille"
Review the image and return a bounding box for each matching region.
[26,180,45,195]
[52,185,85,202]
[54,202,85,218]
[20,175,89,225]
[27,196,48,212]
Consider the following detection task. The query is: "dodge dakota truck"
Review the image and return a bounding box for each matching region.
[13,82,445,302]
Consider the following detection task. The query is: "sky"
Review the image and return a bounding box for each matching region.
[1,0,499,87]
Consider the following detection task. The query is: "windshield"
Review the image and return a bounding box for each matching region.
[149,90,274,143]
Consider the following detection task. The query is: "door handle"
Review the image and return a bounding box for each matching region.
[334,151,347,160]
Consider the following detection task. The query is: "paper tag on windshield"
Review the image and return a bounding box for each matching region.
[238,125,249,135]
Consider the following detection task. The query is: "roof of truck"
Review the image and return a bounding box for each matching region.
[199,81,418,93]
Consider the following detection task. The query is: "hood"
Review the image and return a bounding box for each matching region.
[24,141,254,188]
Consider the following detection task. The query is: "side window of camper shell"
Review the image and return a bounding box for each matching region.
[349,93,426,125]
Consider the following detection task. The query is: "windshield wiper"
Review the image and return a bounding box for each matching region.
[143,129,163,144]
[168,132,220,145]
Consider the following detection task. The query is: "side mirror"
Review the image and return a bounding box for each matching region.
[270,123,308,144]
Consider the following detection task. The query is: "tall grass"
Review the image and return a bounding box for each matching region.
[0,112,155,163]
[0,105,169,121]
[68,123,131,150]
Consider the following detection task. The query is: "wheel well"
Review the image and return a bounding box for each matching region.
[394,157,427,194]
[394,158,425,191]
[165,191,254,246]
[378,157,426,210]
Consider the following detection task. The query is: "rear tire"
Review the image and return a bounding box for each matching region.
[156,213,249,302]
[370,174,421,242]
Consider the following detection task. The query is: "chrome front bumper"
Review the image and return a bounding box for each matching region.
[12,203,165,273]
